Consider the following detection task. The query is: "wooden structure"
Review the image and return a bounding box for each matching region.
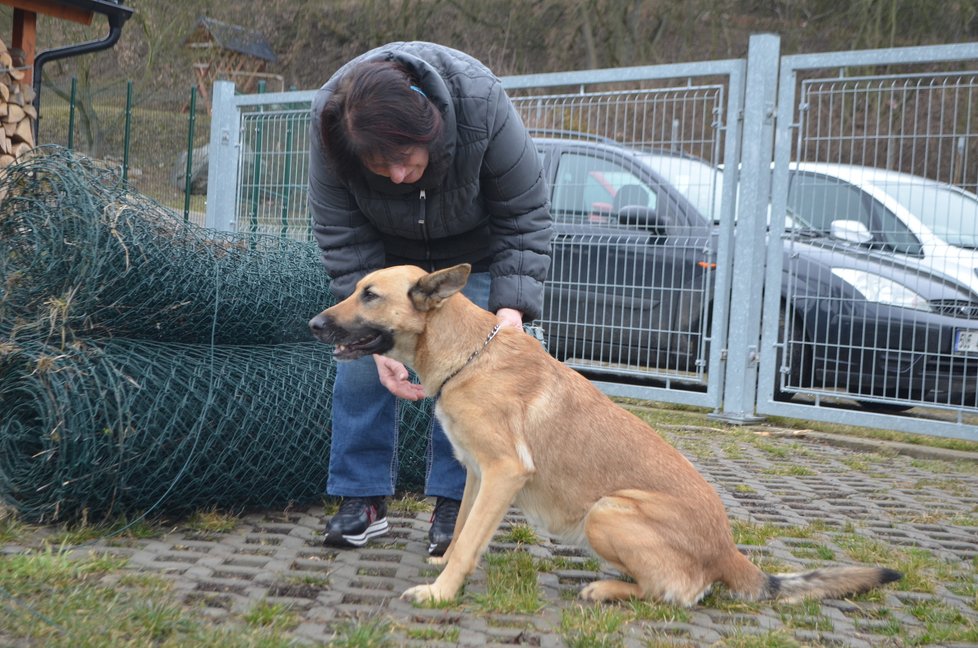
[0,0,68,165]
[2,0,94,88]
[0,34,34,166]
[0,0,132,158]
[185,17,279,112]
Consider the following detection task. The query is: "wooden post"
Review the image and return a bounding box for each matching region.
[10,8,35,88]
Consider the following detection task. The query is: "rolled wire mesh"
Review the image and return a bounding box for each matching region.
[0,147,330,345]
[0,339,335,522]
[0,147,433,523]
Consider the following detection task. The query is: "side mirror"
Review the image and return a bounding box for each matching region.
[830,219,873,245]
[618,205,669,233]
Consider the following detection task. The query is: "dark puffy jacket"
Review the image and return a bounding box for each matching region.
[308,42,553,320]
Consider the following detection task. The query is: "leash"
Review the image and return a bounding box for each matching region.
[433,323,502,400]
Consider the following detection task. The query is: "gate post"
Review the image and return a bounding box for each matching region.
[205,80,240,231]
[712,33,781,423]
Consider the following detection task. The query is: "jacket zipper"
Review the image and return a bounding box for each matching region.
[418,189,432,270]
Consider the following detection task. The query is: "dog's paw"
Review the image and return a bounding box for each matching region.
[401,583,453,604]
[427,554,449,566]
[580,579,642,602]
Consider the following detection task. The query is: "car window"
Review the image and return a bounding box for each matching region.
[642,154,722,221]
[552,152,657,225]
[877,180,978,249]
[788,171,923,255]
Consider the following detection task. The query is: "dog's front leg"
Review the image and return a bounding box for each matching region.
[402,463,528,603]
[429,470,480,567]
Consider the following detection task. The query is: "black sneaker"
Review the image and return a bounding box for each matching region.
[324,497,389,548]
[428,497,460,556]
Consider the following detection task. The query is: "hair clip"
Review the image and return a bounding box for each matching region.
[409,85,427,98]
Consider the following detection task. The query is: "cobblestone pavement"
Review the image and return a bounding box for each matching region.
[7,422,978,646]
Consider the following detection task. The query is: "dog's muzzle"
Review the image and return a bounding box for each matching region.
[309,313,393,360]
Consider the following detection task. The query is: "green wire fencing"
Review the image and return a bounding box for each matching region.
[0,147,434,523]
[0,147,328,344]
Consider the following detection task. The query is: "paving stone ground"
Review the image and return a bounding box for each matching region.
[4,422,978,646]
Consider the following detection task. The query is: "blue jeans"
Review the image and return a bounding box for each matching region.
[326,272,491,500]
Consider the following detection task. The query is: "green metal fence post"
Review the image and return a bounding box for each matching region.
[248,80,267,235]
[183,86,198,222]
[67,77,77,150]
[122,80,133,182]
[280,113,295,238]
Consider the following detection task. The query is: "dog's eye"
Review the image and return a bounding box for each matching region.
[361,287,379,303]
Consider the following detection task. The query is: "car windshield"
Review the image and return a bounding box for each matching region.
[640,154,722,220]
[875,180,978,249]
[641,153,809,230]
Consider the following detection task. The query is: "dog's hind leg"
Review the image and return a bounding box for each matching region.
[581,490,714,606]
[402,462,529,603]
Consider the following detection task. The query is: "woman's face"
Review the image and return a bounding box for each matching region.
[365,147,429,184]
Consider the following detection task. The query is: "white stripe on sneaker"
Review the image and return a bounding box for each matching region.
[341,517,389,546]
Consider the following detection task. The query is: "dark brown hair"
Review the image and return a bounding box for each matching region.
[319,60,446,185]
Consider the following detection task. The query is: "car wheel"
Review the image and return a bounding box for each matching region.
[774,306,810,402]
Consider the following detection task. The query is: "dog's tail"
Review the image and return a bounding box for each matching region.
[724,551,902,603]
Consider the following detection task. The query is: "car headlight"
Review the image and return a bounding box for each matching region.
[831,268,933,312]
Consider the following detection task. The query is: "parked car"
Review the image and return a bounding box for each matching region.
[784,163,978,294]
[534,137,978,407]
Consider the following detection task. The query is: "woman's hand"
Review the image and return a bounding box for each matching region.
[495,307,524,330]
[373,355,426,400]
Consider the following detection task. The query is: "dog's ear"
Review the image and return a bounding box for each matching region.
[409,264,472,312]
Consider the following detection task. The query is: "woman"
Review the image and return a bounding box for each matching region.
[309,41,553,556]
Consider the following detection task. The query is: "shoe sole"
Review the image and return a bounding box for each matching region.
[428,540,450,557]
[324,517,389,548]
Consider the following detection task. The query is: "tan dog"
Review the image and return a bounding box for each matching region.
[309,264,901,605]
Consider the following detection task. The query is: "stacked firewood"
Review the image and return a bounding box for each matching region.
[0,37,36,168]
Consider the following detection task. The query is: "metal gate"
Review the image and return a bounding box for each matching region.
[205,35,978,442]
[759,42,978,441]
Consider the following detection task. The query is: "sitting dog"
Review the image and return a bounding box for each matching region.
[309,264,901,605]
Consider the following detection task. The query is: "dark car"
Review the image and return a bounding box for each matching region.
[534,137,978,407]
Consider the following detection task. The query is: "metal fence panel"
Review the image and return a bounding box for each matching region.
[510,85,729,391]
[204,40,978,441]
[205,58,747,411]
[761,43,978,441]
[37,79,210,225]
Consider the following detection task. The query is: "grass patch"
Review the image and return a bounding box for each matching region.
[328,618,393,647]
[0,547,297,646]
[722,441,747,459]
[0,508,28,544]
[912,477,976,497]
[559,604,629,648]
[776,598,833,632]
[749,439,794,459]
[905,598,978,645]
[626,598,692,623]
[762,464,816,477]
[720,628,804,647]
[763,414,978,454]
[389,494,432,515]
[731,520,814,545]
[44,515,162,546]
[243,600,300,632]
[404,625,461,641]
[497,522,540,545]
[475,550,544,614]
[787,541,835,561]
[185,507,239,534]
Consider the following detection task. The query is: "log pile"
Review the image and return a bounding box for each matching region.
[0,37,36,168]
